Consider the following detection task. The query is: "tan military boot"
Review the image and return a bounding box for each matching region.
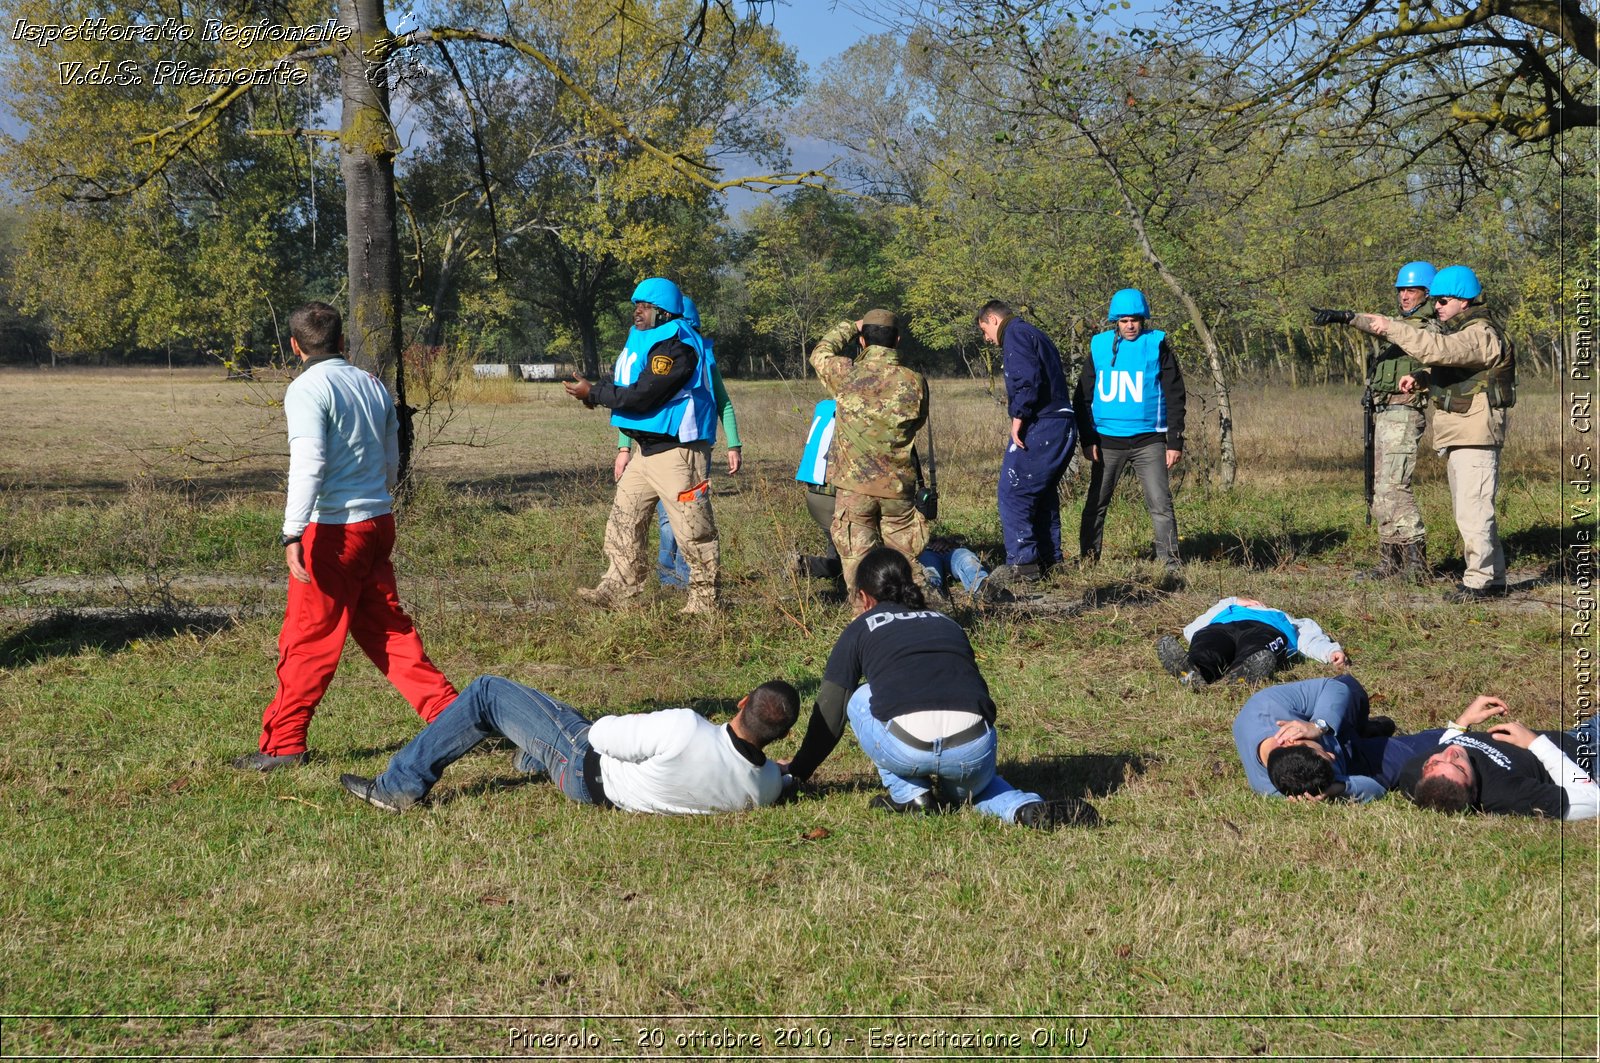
[679,587,720,615]
[577,581,641,609]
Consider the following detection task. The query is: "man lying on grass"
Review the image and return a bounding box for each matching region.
[1233,675,1462,802]
[1395,699,1600,820]
[341,676,798,814]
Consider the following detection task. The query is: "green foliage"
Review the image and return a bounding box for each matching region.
[739,187,901,375]
[400,0,801,375]
[1,0,341,363]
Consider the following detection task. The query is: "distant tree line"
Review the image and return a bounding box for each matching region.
[1,0,1591,388]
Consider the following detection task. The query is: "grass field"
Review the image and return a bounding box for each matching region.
[0,366,1593,1060]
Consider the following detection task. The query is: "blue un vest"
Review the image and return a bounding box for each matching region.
[1210,603,1299,656]
[795,400,837,486]
[1088,329,1167,437]
[610,319,716,443]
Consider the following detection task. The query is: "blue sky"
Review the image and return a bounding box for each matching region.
[720,0,882,212]
[769,0,878,72]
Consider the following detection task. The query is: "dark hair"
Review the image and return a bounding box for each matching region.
[1412,775,1472,813]
[289,301,343,357]
[741,680,800,746]
[855,546,926,610]
[1267,745,1336,797]
[861,324,899,349]
[976,299,1013,323]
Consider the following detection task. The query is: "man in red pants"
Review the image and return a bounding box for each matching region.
[233,302,457,772]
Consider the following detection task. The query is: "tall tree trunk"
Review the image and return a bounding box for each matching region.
[338,0,411,481]
[578,313,601,380]
[1077,126,1237,486]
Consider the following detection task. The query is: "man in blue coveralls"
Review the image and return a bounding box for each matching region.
[976,300,1076,583]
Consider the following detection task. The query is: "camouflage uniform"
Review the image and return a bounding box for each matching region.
[1368,309,1434,574]
[809,319,930,595]
[1359,305,1514,591]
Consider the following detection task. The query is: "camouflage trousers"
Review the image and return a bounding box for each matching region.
[1373,404,1426,545]
[601,442,718,597]
[830,489,930,597]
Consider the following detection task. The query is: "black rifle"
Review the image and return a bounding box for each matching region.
[911,416,939,522]
[1362,348,1376,526]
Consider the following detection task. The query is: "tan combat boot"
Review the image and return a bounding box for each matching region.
[679,587,719,615]
[577,581,641,609]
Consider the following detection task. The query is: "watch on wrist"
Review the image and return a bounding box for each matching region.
[280,533,303,548]
[1314,718,1332,736]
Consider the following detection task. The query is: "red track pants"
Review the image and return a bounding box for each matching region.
[257,514,457,755]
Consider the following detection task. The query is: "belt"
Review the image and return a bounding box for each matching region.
[885,718,990,752]
[807,484,837,497]
[583,746,613,808]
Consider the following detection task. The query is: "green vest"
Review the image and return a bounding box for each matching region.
[1430,306,1516,413]
[1369,306,1431,398]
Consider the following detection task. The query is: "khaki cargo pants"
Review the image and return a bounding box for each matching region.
[831,489,930,598]
[1445,444,1505,590]
[601,442,718,598]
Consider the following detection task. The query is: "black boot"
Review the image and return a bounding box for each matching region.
[1400,540,1429,583]
[1357,542,1403,581]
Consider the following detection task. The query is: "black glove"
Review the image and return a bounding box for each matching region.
[1310,307,1354,326]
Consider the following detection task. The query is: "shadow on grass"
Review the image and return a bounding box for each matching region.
[435,772,542,805]
[1504,522,1568,563]
[797,753,1150,804]
[999,752,1150,799]
[1002,578,1175,619]
[342,739,414,760]
[0,607,236,667]
[1179,527,1349,569]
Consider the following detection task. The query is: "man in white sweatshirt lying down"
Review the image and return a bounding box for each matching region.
[341,675,799,814]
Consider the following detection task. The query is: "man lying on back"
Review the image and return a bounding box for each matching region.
[342,675,799,814]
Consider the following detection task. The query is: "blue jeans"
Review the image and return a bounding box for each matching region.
[375,676,596,804]
[656,500,690,588]
[846,684,1039,822]
[918,547,989,594]
[1566,715,1599,778]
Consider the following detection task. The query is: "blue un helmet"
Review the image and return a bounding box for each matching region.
[1107,288,1151,321]
[1394,261,1436,289]
[680,296,701,330]
[1429,265,1482,302]
[630,277,684,317]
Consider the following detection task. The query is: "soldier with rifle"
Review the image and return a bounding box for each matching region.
[1346,261,1437,582]
[1315,264,1515,602]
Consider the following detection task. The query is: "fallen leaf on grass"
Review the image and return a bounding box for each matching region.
[478,894,511,907]
[800,827,830,841]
